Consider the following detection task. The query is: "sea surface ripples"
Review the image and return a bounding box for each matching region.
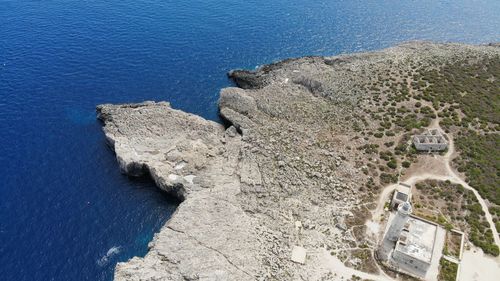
[1,0,499,280]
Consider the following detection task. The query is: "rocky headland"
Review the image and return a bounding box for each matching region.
[97,42,500,280]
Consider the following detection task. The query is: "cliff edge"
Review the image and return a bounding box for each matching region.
[97,42,500,280]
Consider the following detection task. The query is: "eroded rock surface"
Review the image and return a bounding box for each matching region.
[97,102,262,280]
[97,42,500,280]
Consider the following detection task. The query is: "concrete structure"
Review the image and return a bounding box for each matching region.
[378,207,446,280]
[391,183,412,210]
[392,216,437,275]
[387,202,412,241]
[413,129,448,152]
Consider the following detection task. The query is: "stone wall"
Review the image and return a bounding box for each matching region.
[392,249,431,277]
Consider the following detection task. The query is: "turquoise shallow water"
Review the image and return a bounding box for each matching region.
[1,0,499,280]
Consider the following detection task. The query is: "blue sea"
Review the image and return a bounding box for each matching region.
[1,0,499,280]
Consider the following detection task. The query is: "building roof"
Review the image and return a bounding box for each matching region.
[395,216,436,263]
[395,191,408,202]
[413,129,448,145]
[396,183,411,195]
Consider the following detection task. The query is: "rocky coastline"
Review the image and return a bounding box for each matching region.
[97,42,500,280]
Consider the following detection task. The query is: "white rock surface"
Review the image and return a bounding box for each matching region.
[98,102,262,280]
[291,246,307,264]
[97,42,500,280]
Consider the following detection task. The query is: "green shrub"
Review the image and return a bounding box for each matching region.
[387,160,397,169]
[438,258,458,281]
[380,173,397,184]
[455,131,499,205]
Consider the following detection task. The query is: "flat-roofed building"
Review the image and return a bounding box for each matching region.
[391,216,437,275]
[379,204,446,280]
[413,129,448,152]
[391,183,412,210]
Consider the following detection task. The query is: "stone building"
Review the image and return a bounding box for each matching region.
[413,129,448,151]
[391,183,412,210]
[379,202,445,280]
[387,201,412,241]
[391,216,437,276]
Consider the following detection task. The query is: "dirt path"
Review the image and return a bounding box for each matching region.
[459,247,500,281]
[369,126,500,249]
[317,249,395,281]
[363,117,500,279]
[443,137,500,247]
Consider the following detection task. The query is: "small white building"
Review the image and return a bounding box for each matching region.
[391,183,412,210]
[413,129,448,152]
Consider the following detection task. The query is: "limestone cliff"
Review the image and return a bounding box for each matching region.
[97,101,262,280]
[97,42,500,280]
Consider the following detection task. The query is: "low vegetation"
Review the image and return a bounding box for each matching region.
[413,180,499,256]
[443,231,462,259]
[416,56,500,125]
[438,258,458,281]
[416,56,500,226]
[348,48,499,260]
[454,131,499,206]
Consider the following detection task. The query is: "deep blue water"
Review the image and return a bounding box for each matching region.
[1,0,499,280]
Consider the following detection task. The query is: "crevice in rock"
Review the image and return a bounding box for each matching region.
[166,225,253,278]
[167,225,185,234]
[218,110,243,135]
[292,76,324,96]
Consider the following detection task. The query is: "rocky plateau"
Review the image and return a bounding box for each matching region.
[97,42,500,280]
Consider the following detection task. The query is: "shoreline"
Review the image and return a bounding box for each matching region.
[98,41,500,280]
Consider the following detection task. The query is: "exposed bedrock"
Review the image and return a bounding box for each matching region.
[97,41,500,281]
[98,101,263,280]
[97,101,228,201]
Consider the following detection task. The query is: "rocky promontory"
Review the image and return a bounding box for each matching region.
[97,42,500,280]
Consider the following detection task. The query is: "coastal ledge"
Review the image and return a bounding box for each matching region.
[97,101,263,280]
[97,42,499,280]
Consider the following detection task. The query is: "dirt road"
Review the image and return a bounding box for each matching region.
[369,128,499,248]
